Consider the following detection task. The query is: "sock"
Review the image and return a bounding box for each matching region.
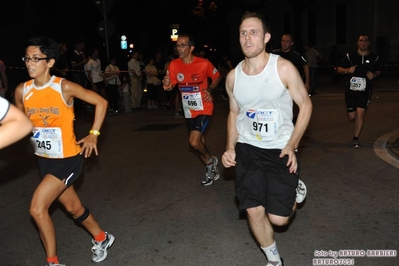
[261,241,281,265]
[94,230,106,242]
[353,136,359,141]
[46,256,59,264]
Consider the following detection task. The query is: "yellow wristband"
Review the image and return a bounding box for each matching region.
[90,129,100,136]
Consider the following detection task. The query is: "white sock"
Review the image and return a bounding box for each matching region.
[261,241,281,265]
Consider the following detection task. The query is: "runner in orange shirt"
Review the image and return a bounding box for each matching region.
[163,33,222,186]
[14,36,114,266]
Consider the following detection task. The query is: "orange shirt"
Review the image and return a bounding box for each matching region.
[167,56,220,118]
[22,76,81,158]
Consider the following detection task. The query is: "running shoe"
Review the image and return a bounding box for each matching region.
[46,263,66,266]
[91,232,115,263]
[353,139,362,149]
[201,157,220,186]
[296,179,307,204]
[266,258,284,266]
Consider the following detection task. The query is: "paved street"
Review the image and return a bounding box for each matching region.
[1,74,398,266]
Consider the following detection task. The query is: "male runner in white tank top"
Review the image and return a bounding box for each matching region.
[221,11,312,266]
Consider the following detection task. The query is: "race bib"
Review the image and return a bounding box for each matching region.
[30,127,64,158]
[246,109,279,140]
[180,86,204,111]
[349,76,366,91]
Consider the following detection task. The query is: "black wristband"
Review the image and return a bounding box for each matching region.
[207,87,214,94]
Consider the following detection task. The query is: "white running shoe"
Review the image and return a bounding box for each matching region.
[91,232,115,263]
[296,179,307,204]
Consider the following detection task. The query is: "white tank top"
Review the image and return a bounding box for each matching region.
[234,53,294,149]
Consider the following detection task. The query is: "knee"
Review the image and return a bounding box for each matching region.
[268,214,290,226]
[73,206,90,223]
[247,206,265,222]
[348,113,356,121]
[188,137,200,150]
[29,204,46,221]
[64,203,85,218]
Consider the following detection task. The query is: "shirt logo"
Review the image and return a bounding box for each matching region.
[246,109,256,119]
[40,115,50,126]
[177,73,184,82]
[32,129,40,139]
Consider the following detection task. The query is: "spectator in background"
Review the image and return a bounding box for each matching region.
[69,40,89,115]
[85,47,116,115]
[138,51,146,89]
[119,73,132,113]
[144,58,161,109]
[51,42,69,78]
[127,50,143,109]
[303,42,323,96]
[104,57,121,113]
[0,59,9,99]
[329,45,344,83]
[69,40,89,87]
[154,52,166,105]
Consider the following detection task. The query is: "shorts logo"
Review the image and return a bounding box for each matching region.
[246,109,256,119]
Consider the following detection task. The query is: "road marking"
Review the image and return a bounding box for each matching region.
[374,130,399,169]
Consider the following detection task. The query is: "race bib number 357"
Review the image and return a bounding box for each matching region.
[350,76,366,91]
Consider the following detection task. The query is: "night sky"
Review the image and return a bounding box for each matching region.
[0,0,239,66]
[0,0,278,74]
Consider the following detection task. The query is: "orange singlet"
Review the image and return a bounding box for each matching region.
[22,76,81,158]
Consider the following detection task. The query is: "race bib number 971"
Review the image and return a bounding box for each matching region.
[246,108,279,140]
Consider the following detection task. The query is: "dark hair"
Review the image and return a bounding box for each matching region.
[241,11,271,34]
[121,72,130,84]
[88,47,98,56]
[26,36,59,62]
[282,33,294,41]
[178,33,195,46]
[357,33,370,41]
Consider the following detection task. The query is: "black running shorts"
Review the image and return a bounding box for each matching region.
[37,154,83,186]
[186,115,211,133]
[345,88,372,112]
[235,143,299,217]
